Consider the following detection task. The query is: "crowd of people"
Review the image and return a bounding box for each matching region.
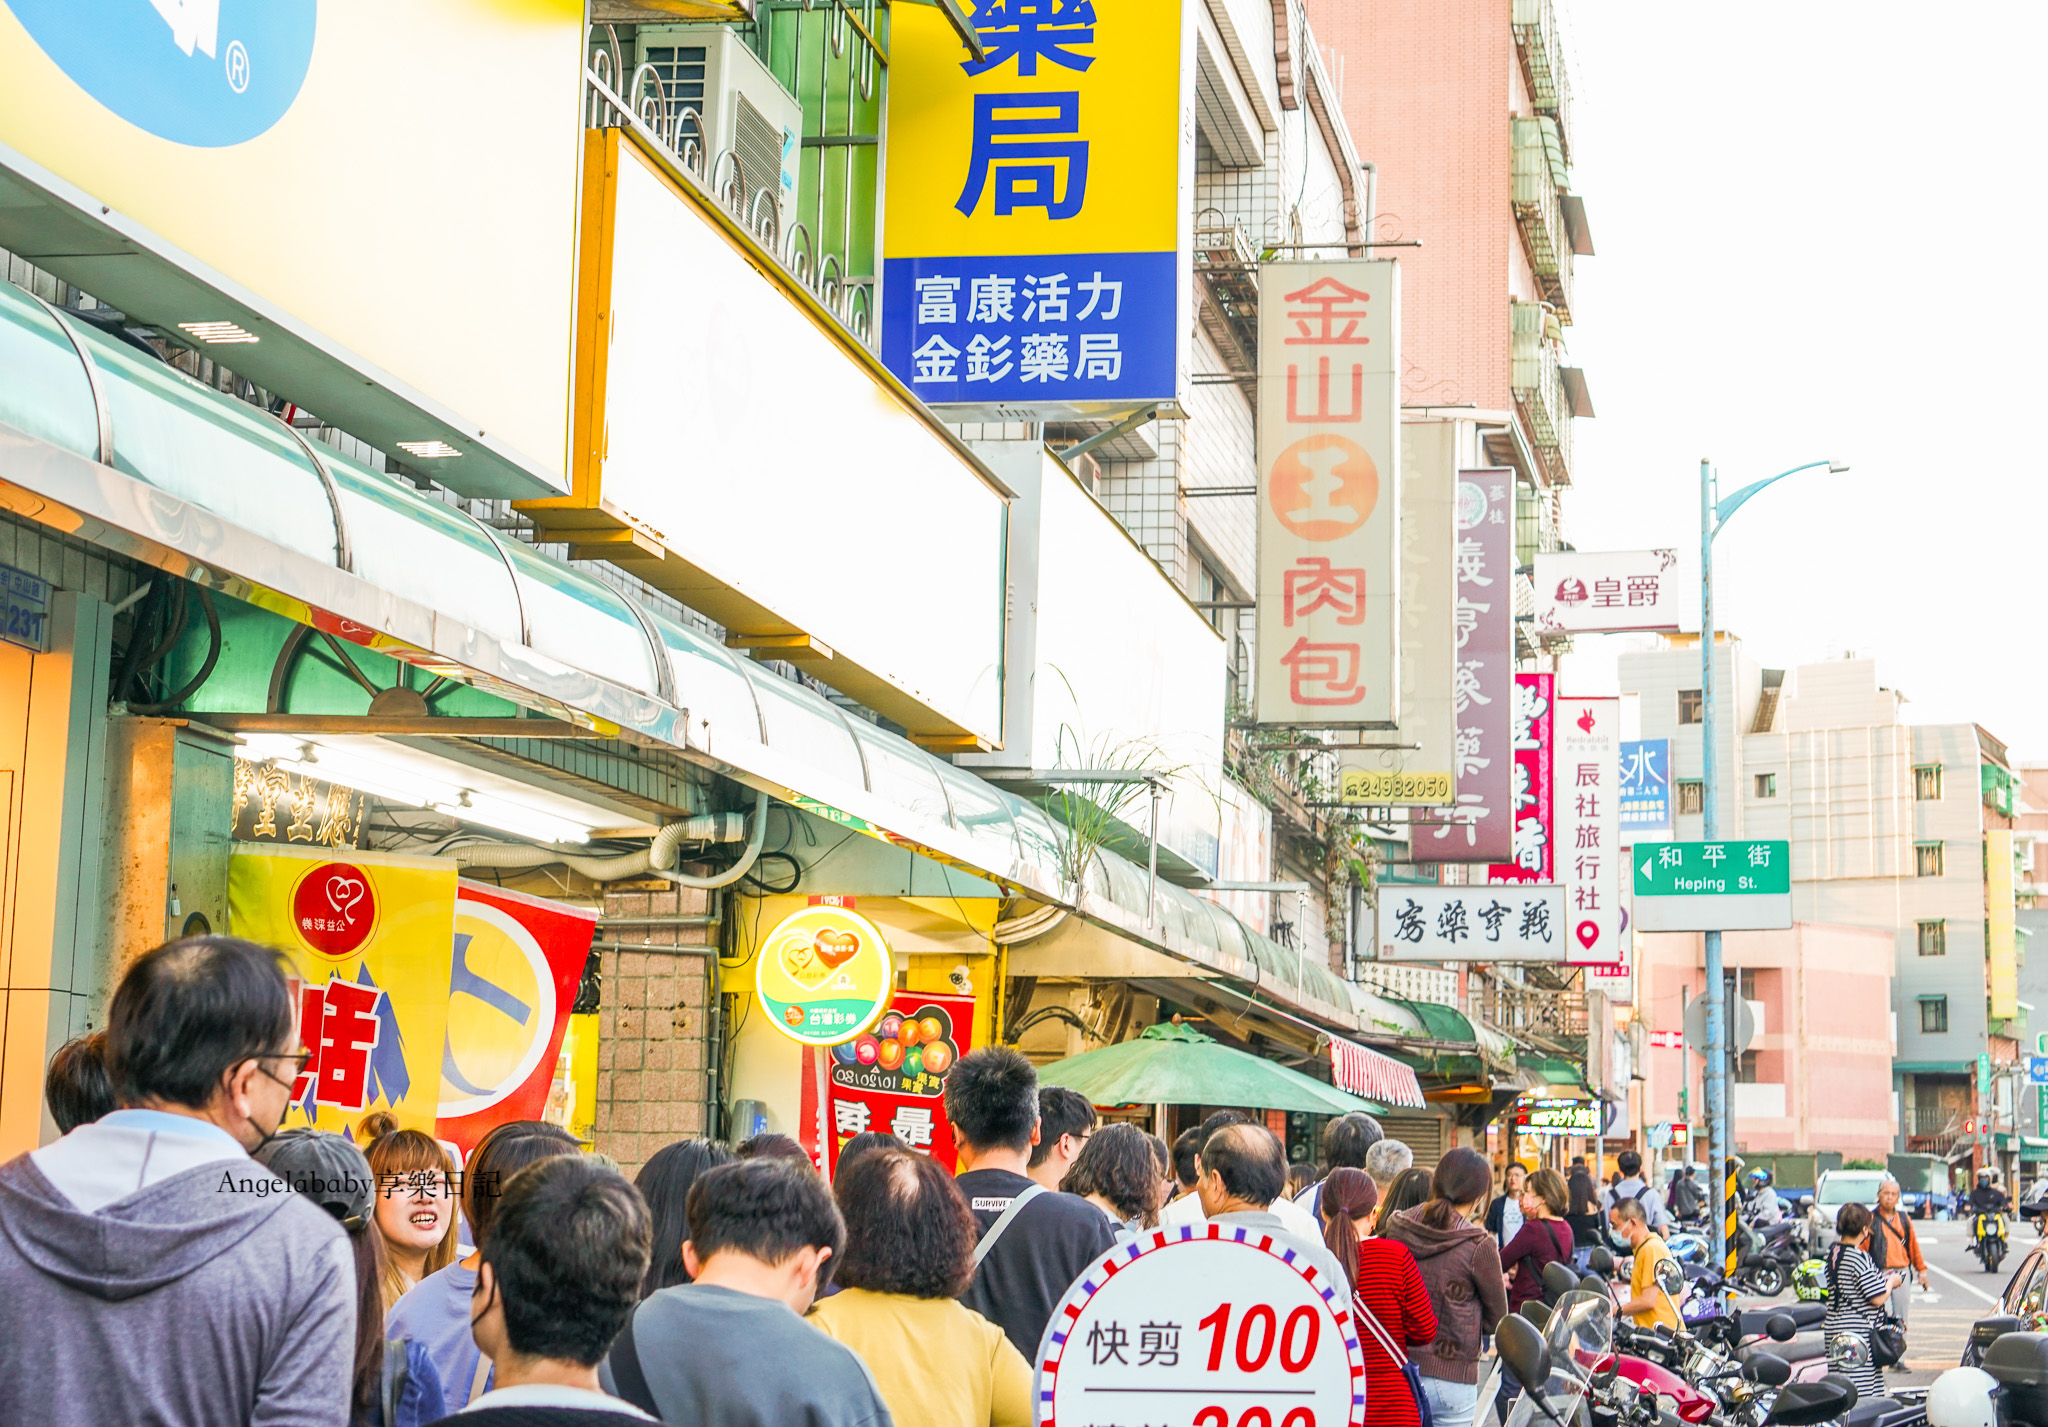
[4,933,1713,1427]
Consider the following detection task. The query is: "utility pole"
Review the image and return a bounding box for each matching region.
[1700,458,1730,1279]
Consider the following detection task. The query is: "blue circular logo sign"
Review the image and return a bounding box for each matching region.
[6,0,317,148]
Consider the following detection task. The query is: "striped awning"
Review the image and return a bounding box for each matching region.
[1331,1037,1427,1109]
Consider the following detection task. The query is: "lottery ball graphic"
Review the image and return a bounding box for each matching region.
[876,1012,904,1041]
[898,1017,926,1048]
[903,1045,925,1076]
[831,1040,861,1066]
[917,1015,944,1043]
[854,1035,880,1066]
[876,1039,906,1071]
[920,1039,954,1075]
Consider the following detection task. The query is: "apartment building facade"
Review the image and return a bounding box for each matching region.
[1620,639,2020,1161]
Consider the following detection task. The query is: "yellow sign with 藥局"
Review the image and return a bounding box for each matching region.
[880,0,1186,408]
[754,904,896,1047]
[228,844,459,1136]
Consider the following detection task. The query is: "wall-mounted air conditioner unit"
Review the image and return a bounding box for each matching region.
[635,27,800,238]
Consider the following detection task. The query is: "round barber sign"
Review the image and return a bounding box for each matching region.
[1035,1225,1367,1427]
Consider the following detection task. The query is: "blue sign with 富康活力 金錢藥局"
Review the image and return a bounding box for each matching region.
[881,0,1185,410]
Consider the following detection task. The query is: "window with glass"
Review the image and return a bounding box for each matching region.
[1754,773,1776,798]
[1915,842,1944,877]
[1917,920,1946,956]
[1914,764,1943,801]
[1919,997,1948,1034]
[1677,780,1704,815]
[1679,689,1703,724]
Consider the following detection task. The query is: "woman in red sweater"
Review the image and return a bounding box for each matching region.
[1321,1169,1438,1427]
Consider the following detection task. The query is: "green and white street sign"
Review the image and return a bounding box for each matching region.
[1632,840,1792,932]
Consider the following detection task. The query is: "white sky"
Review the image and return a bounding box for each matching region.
[1550,2,2048,756]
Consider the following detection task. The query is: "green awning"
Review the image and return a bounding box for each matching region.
[1389,997,1478,1045]
[1037,1022,1389,1116]
[1893,1061,1974,1074]
[1523,1056,1589,1090]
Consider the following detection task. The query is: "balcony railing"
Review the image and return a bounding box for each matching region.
[1512,0,1572,160]
[1511,118,1573,324]
[1510,301,1571,486]
[1471,979,1588,1049]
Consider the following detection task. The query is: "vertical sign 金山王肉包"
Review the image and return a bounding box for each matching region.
[1255,261,1401,726]
[1555,696,1620,966]
[1408,470,1515,859]
[1488,673,1555,885]
[881,0,1186,411]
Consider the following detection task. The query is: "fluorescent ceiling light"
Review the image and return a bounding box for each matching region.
[396,440,462,459]
[178,320,259,345]
[435,793,592,846]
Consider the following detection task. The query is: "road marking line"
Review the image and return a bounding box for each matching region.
[1929,1264,1999,1306]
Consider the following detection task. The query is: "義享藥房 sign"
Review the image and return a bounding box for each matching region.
[1376,884,1567,962]
[1631,840,1791,931]
[1034,1225,1367,1426]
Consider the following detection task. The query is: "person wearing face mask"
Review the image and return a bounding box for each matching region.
[0,936,358,1427]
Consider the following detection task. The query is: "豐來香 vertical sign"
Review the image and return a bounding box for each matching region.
[881,0,1185,410]
[1255,260,1401,725]
[1488,672,1554,883]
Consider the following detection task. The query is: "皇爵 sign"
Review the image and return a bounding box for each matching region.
[1618,739,1672,840]
[1632,840,1791,931]
[1556,696,1618,964]
[822,991,975,1172]
[0,562,50,652]
[1033,1226,1366,1427]
[881,0,1185,410]
[1532,550,1683,634]
[754,903,896,1046]
[1488,673,1555,883]
[1255,260,1401,726]
[1377,884,1567,962]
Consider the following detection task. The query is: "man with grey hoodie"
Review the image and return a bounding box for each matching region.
[0,936,356,1426]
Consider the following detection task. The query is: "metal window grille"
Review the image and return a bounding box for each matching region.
[1676,780,1704,816]
[1915,842,1944,878]
[1917,920,1947,956]
[1914,764,1943,801]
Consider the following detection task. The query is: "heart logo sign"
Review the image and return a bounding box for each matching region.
[326,876,367,923]
[293,861,378,958]
[814,929,861,969]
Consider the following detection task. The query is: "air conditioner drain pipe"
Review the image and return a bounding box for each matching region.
[453,791,772,888]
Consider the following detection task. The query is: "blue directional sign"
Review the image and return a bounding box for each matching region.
[2028,1056,2048,1087]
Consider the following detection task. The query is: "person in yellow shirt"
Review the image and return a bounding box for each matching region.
[810,1146,1033,1427]
[1608,1198,1681,1332]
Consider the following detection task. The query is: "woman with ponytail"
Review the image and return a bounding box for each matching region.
[1321,1168,1437,1427]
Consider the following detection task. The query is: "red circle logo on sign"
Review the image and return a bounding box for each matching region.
[1268,434,1379,542]
[292,862,377,959]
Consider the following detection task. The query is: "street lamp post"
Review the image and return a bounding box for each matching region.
[1699,455,1845,1277]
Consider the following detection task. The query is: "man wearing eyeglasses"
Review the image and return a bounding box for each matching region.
[0,935,357,1426]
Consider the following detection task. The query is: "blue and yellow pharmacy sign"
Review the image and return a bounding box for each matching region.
[882,0,1185,410]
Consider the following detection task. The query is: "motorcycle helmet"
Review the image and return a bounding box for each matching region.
[1926,1366,1999,1427]
[1746,1168,1773,1189]
[1791,1257,1829,1303]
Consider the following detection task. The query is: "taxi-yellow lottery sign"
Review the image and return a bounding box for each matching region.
[754,904,895,1047]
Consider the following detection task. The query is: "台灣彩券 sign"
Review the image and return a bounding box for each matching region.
[1376,884,1567,962]
[1255,260,1401,726]
[1033,1226,1366,1427]
[1631,840,1791,931]
[819,991,975,1173]
[754,903,896,1045]
[881,0,1185,410]
[1532,550,1684,634]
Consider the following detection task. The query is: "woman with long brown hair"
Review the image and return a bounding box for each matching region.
[1379,1148,1508,1427]
[363,1127,459,1311]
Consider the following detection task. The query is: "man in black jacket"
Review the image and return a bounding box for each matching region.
[948,1048,1117,1360]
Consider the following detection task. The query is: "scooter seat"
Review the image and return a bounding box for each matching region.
[1737,1305,1827,1336]
[1739,1333,1824,1366]
[1839,1398,1921,1427]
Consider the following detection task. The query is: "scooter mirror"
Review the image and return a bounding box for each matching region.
[1589,1247,1616,1275]
[1496,1314,1553,1399]
[1520,1301,1552,1330]
[1742,1353,1792,1387]
[1766,1313,1798,1343]
[1542,1261,1582,1304]
[1653,1256,1686,1296]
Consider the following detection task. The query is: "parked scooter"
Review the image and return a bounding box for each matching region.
[1928,1321,2048,1427]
